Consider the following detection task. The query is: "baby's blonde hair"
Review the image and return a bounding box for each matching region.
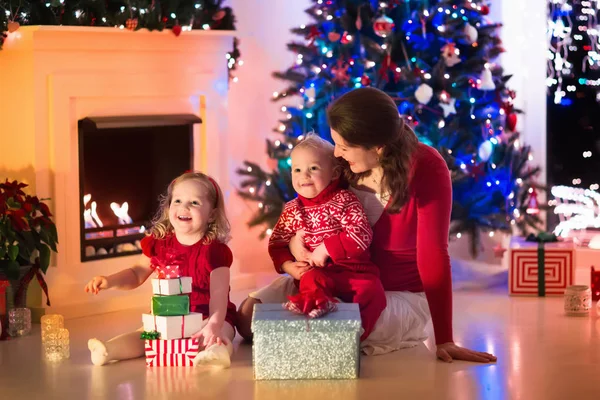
[292,132,339,170]
[149,171,231,244]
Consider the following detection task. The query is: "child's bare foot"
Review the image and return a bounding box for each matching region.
[88,338,110,366]
[192,342,232,369]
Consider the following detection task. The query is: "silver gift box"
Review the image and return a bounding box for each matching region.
[251,303,361,380]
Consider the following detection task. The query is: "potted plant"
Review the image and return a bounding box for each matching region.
[0,179,57,307]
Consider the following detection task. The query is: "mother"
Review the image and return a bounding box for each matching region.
[237,87,496,363]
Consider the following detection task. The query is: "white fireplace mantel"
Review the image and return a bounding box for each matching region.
[0,26,244,319]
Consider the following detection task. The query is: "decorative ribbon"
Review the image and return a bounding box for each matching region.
[151,251,185,279]
[284,289,338,326]
[526,232,558,297]
[15,260,50,306]
[141,330,161,340]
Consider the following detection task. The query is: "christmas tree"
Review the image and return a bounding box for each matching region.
[237,0,543,256]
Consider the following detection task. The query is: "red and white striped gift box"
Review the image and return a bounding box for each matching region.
[145,338,199,367]
[508,236,575,296]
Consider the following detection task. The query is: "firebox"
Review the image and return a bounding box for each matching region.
[78,114,201,262]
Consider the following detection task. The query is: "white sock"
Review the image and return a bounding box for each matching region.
[192,342,233,369]
[88,338,110,366]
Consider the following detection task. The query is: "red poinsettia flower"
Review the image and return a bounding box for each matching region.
[8,208,29,231]
[0,179,27,197]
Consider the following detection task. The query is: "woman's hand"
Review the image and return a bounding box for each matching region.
[84,276,109,294]
[192,321,225,348]
[308,244,329,267]
[281,260,311,280]
[436,342,497,363]
[289,230,311,262]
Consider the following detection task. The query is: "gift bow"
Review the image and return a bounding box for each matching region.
[285,289,338,319]
[525,232,558,243]
[140,330,161,340]
[151,251,185,279]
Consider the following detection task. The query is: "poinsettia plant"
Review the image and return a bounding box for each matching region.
[0,179,58,280]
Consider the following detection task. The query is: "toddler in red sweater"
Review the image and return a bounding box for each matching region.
[268,134,386,341]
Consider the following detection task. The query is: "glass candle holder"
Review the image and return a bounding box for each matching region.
[8,307,31,337]
[41,314,64,342]
[44,328,70,362]
[564,285,592,316]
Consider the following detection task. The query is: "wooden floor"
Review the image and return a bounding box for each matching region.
[1,287,599,400]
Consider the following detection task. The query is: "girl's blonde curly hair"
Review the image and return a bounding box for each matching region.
[148,171,231,244]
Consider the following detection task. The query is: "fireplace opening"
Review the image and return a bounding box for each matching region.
[78,114,201,262]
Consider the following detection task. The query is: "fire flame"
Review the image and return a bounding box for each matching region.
[110,202,133,225]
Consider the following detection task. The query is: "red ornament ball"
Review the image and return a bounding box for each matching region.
[361,75,371,86]
[373,15,395,37]
[506,113,517,131]
[172,25,182,37]
[480,5,490,15]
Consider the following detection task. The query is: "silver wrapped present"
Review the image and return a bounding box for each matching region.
[251,303,361,380]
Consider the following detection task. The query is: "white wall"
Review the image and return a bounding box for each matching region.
[495,0,548,187]
[224,0,313,275]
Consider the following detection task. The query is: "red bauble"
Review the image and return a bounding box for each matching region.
[373,15,395,37]
[361,74,371,86]
[481,5,490,15]
[172,25,182,37]
[506,113,517,131]
[526,188,540,215]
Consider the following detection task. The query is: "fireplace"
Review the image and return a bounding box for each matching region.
[78,114,201,262]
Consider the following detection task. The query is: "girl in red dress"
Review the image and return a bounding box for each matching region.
[85,172,236,368]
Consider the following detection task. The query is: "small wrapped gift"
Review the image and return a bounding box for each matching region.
[144,338,200,367]
[151,251,185,279]
[151,295,190,316]
[251,303,361,380]
[152,277,192,296]
[509,234,575,296]
[142,313,203,340]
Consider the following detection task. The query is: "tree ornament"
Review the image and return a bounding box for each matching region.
[493,243,507,258]
[463,23,478,44]
[415,84,433,105]
[361,74,371,86]
[306,26,321,46]
[328,32,341,42]
[478,140,494,162]
[441,43,461,67]
[331,59,350,85]
[356,8,362,30]
[526,188,540,215]
[125,19,138,31]
[379,53,401,83]
[341,32,352,44]
[439,97,457,117]
[480,5,490,15]
[212,9,226,20]
[7,21,20,33]
[172,25,182,36]
[373,15,395,37]
[506,113,518,131]
[479,68,495,90]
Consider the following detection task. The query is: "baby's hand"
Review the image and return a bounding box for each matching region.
[84,276,108,294]
[281,261,311,280]
[308,244,329,268]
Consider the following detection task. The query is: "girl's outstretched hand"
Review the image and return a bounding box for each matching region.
[84,276,108,294]
[192,321,226,348]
